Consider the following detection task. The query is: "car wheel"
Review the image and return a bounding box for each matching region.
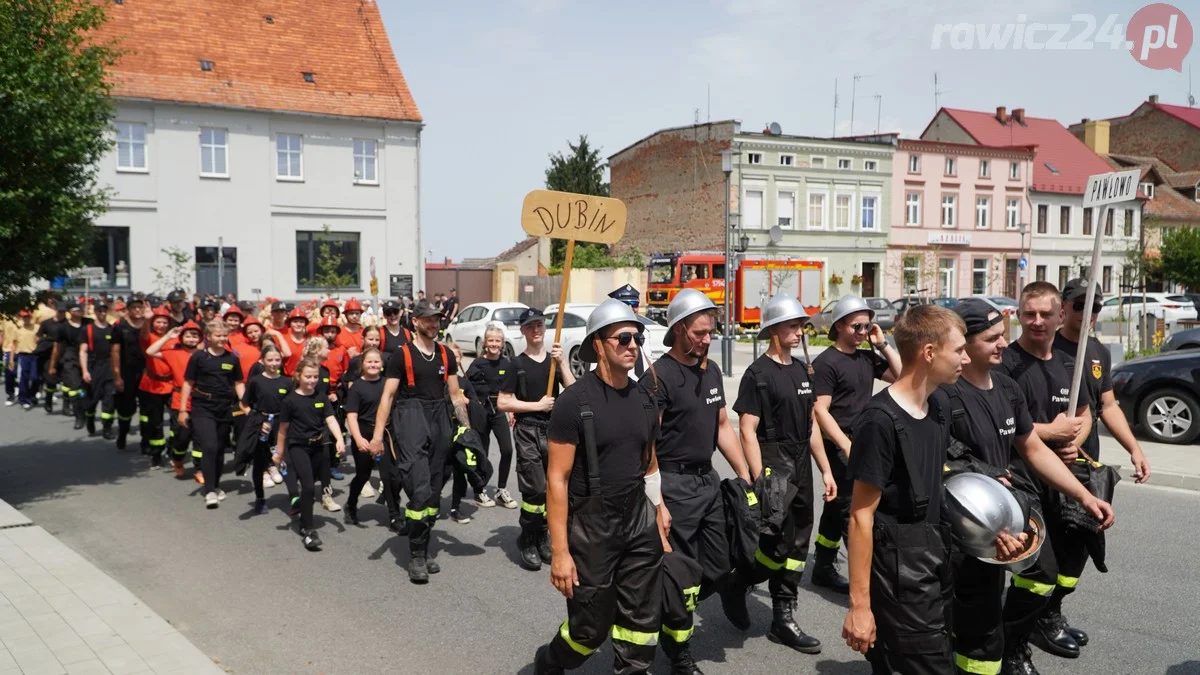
[504,342,515,359]
[570,347,585,378]
[473,337,482,356]
[1138,387,1200,444]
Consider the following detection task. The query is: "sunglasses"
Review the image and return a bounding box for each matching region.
[383,309,400,316]
[606,332,645,347]
[850,322,871,332]
[1072,301,1102,314]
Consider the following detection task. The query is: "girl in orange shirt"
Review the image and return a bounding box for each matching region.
[138,306,175,465]
[145,321,203,480]
[282,308,309,377]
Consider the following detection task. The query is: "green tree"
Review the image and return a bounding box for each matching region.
[311,226,355,297]
[150,247,193,296]
[1159,226,1200,291]
[0,0,118,313]
[544,135,609,267]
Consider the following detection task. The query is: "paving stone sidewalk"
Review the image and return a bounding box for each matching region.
[0,500,222,675]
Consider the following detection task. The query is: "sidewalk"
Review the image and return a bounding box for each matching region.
[0,500,222,675]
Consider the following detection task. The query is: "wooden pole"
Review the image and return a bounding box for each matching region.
[1067,205,1107,418]
[545,239,575,396]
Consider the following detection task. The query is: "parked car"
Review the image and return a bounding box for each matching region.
[891,295,934,322]
[1097,293,1198,327]
[445,302,528,356]
[544,303,668,377]
[1177,293,1200,317]
[866,297,898,330]
[1161,326,1200,352]
[1112,349,1200,444]
[974,295,1019,317]
[807,300,837,336]
[932,297,959,309]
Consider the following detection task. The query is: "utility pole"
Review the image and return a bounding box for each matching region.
[832,78,838,137]
[850,73,861,135]
[874,94,882,134]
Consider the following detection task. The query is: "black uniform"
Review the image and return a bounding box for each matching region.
[111,319,146,442]
[811,346,889,552]
[465,355,515,491]
[537,371,663,674]
[380,325,412,356]
[501,352,564,547]
[1053,333,1112,461]
[237,373,290,501]
[34,316,63,410]
[280,388,334,533]
[847,389,955,675]
[344,376,386,515]
[80,321,116,434]
[56,319,87,420]
[184,349,243,495]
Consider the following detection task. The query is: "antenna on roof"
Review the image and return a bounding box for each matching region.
[832,77,839,137]
[850,73,863,135]
[874,93,882,134]
[934,72,947,111]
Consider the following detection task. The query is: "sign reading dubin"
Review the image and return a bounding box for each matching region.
[520,190,627,245]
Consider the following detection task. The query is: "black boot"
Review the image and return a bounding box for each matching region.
[115,421,129,450]
[1000,639,1041,675]
[408,546,429,584]
[661,638,704,674]
[43,392,53,414]
[810,545,850,594]
[101,424,114,440]
[717,571,751,630]
[344,503,359,526]
[73,416,85,430]
[537,529,553,565]
[767,599,822,654]
[534,645,564,675]
[518,532,542,571]
[390,515,409,535]
[301,528,322,551]
[86,417,96,436]
[1064,624,1089,647]
[1030,612,1080,659]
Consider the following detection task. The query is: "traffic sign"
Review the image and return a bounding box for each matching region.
[1018,256,1028,270]
[1082,169,1141,208]
[70,267,106,281]
[369,279,379,296]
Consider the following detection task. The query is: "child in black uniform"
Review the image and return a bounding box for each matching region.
[344,347,386,525]
[239,343,290,514]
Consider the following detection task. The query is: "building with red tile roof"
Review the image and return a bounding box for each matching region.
[79,0,423,303]
[1068,95,1200,174]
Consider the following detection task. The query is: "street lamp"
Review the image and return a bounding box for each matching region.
[719,148,741,373]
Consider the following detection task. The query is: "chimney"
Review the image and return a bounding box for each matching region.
[1149,94,1160,104]
[1082,119,1111,154]
[1012,108,1026,125]
[995,106,1008,123]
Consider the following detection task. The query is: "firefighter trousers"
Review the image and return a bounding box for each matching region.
[514,420,549,538]
[387,398,452,552]
[816,439,851,552]
[169,408,196,466]
[114,368,142,436]
[58,354,84,418]
[82,365,115,430]
[138,391,170,457]
[1045,509,1090,617]
[658,467,727,654]
[543,487,664,674]
[751,441,816,601]
[1002,491,1058,648]
[953,555,1006,674]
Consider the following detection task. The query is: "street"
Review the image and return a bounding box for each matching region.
[1,395,1197,675]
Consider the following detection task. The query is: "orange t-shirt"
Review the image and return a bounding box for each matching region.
[322,346,349,389]
[234,343,261,383]
[338,325,364,354]
[227,331,248,352]
[160,342,195,411]
[282,333,308,376]
[138,332,175,395]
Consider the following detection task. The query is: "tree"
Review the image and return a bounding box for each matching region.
[309,225,355,297]
[544,135,609,267]
[0,0,118,314]
[150,247,193,296]
[1159,226,1200,291]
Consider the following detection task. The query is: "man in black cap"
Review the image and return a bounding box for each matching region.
[34,299,66,414]
[198,299,218,326]
[379,299,413,356]
[80,299,117,438]
[268,301,290,333]
[166,290,191,326]
[50,302,88,428]
[498,307,575,571]
[110,294,146,449]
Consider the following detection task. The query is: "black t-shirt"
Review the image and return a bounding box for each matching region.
[733,354,815,446]
[183,349,243,412]
[994,341,1090,448]
[380,326,411,354]
[57,320,87,358]
[548,371,658,499]
[241,373,290,415]
[382,343,455,401]
[111,320,146,372]
[345,376,385,431]
[502,352,563,423]
[847,389,950,524]
[466,355,511,399]
[645,354,725,464]
[941,374,1033,470]
[35,318,63,354]
[281,389,333,442]
[83,322,115,364]
[1053,332,1112,457]
[444,296,459,317]
[812,346,888,432]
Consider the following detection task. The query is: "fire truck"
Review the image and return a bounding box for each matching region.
[646,252,824,328]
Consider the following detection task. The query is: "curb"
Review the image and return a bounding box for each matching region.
[1115,464,1200,492]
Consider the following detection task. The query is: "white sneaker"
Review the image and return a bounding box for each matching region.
[204,492,219,509]
[268,466,283,484]
[321,489,342,512]
[215,489,227,501]
[473,490,495,508]
[262,471,276,488]
[360,482,376,499]
[4,400,14,407]
[495,488,518,510]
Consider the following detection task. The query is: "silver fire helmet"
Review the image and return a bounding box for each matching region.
[756,293,811,340]
[578,299,644,364]
[980,502,1046,574]
[664,289,717,347]
[828,295,874,339]
[943,473,1026,559]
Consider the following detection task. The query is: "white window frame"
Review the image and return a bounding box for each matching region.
[938,258,957,297]
[908,154,920,173]
[1006,198,1019,230]
[199,127,228,178]
[941,194,957,228]
[810,156,826,168]
[115,121,147,172]
[778,154,795,167]
[776,190,795,228]
[807,191,827,230]
[353,139,378,184]
[979,159,990,178]
[863,159,878,172]
[1141,182,1154,199]
[743,188,765,229]
[975,196,991,229]
[860,193,879,231]
[945,157,957,176]
[834,193,854,230]
[276,133,304,181]
[837,157,853,171]
[746,152,763,165]
[905,192,921,226]
[1009,161,1021,180]
[972,257,989,295]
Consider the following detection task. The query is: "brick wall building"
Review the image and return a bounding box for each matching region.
[1070,96,1200,172]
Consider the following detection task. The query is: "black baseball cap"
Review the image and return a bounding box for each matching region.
[65,301,82,312]
[95,299,110,309]
[1061,278,1102,303]
[953,298,1004,338]
[270,301,288,312]
[413,303,443,318]
[381,299,401,313]
[518,308,545,326]
[199,300,217,310]
[237,300,256,314]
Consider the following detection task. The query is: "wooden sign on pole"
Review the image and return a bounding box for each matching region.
[520,190,628,394]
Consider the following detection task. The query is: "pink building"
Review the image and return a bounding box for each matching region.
[887,139,1037,299]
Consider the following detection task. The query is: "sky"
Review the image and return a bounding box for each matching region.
[382,0,1198,261]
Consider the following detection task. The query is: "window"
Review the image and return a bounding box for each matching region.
[1124,209,1134,237]
[835,194,852,229]
[945,157,957,176]
[810,156,826,168]
[905,192,921,226]
[975,196,991,229]
[76,226,131,289]
[1006,198,1019,229]
[1036,265,1047,282]
[1037,204,1048,233]
[1102,266,1113,294]
[938,258,956,297]
[276,133,303,179]
[864,159,878,172]
[681,264,710,282]
[861,195,878,230]
[744,190,764,229]
[199,127,228,177]
[1141,182,1154,199]
[1059,206,1071,235]
[779,154,794,167]
[979,159,990,178]
[295,230,360,289]
[902,255,921,292]
[543,312,586,330]
[972,258,989,294]
[115,122,146,171]
[1195,181,1200,202]
[1058,266,1069,289]
[941,194,957,227]
[807,192,826,229]
[776,191,794,227]
[1009,161,1021,180]
[1104,209,1114,236]
[837,158,852,170]
[908,155,920,173]
[747,152,763,165]
[353,139,377,183]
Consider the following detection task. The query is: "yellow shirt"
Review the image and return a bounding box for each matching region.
[9,322,39,354]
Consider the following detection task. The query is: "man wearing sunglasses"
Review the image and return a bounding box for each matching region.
[498,308,575,572]
[811,295,901,593]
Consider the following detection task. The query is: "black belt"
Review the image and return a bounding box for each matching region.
[659,460,713,476]
[146,372,173,382]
